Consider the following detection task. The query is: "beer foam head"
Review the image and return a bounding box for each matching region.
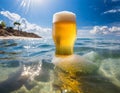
[53,11,76,23]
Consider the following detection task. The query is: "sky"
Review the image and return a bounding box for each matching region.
[0,0,120,37]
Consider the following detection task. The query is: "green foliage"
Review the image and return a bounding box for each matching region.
[6,27,13,30]
[5,27,14,33]
[13,22,21,30]
[14,22,21,26]
[0,21,6,28]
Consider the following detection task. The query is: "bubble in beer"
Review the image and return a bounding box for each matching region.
[52,11,77,55]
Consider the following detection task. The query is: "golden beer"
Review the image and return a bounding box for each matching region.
[52,11,77,56]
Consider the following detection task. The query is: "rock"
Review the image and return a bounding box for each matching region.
[0,28,41,38]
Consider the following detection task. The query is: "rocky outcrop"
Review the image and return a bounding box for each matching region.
[0,27,41,38]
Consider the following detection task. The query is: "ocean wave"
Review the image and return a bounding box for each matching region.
[99,58,120,87]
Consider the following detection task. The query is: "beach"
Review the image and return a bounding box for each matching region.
[0,36,41,40]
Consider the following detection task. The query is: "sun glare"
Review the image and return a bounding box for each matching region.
[34,0,43,4]
[20,0,44,13]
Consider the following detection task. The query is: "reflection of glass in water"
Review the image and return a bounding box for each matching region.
[52,54,97,93]
[52,55,120,93]
[53,67,80,93]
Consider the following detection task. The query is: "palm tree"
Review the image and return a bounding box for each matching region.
[14,22,21,31]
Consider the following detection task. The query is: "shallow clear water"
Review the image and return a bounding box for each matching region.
[0,37,120,93]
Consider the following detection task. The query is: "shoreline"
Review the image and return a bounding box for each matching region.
[0,36,41,40]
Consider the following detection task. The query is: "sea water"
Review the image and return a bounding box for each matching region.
[0,37,120,93]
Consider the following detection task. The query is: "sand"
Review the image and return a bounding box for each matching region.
[0,36,41,40]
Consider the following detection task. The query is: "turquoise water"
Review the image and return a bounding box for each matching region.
[0,37,120,93]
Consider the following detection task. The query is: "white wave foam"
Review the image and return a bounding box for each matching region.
[99,58,120,87]
[52,54,97,73]
[83,51,100,62]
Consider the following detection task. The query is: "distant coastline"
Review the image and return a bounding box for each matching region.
[0,27,41,39]
[0,36,41,39]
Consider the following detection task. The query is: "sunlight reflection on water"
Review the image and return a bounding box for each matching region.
[0,38,120,93]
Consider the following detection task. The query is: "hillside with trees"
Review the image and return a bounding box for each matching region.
[0,21,41,38]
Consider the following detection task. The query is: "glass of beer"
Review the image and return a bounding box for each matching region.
[52,11,77,56]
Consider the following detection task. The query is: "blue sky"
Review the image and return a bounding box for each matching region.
[0,0,120,37]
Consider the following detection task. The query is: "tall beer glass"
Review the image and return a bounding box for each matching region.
[52,11,77,56]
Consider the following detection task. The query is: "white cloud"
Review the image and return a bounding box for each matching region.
[0,11,21,21]
[0,11,52,38]
[103,9,120,14]
[90,26,120,35]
